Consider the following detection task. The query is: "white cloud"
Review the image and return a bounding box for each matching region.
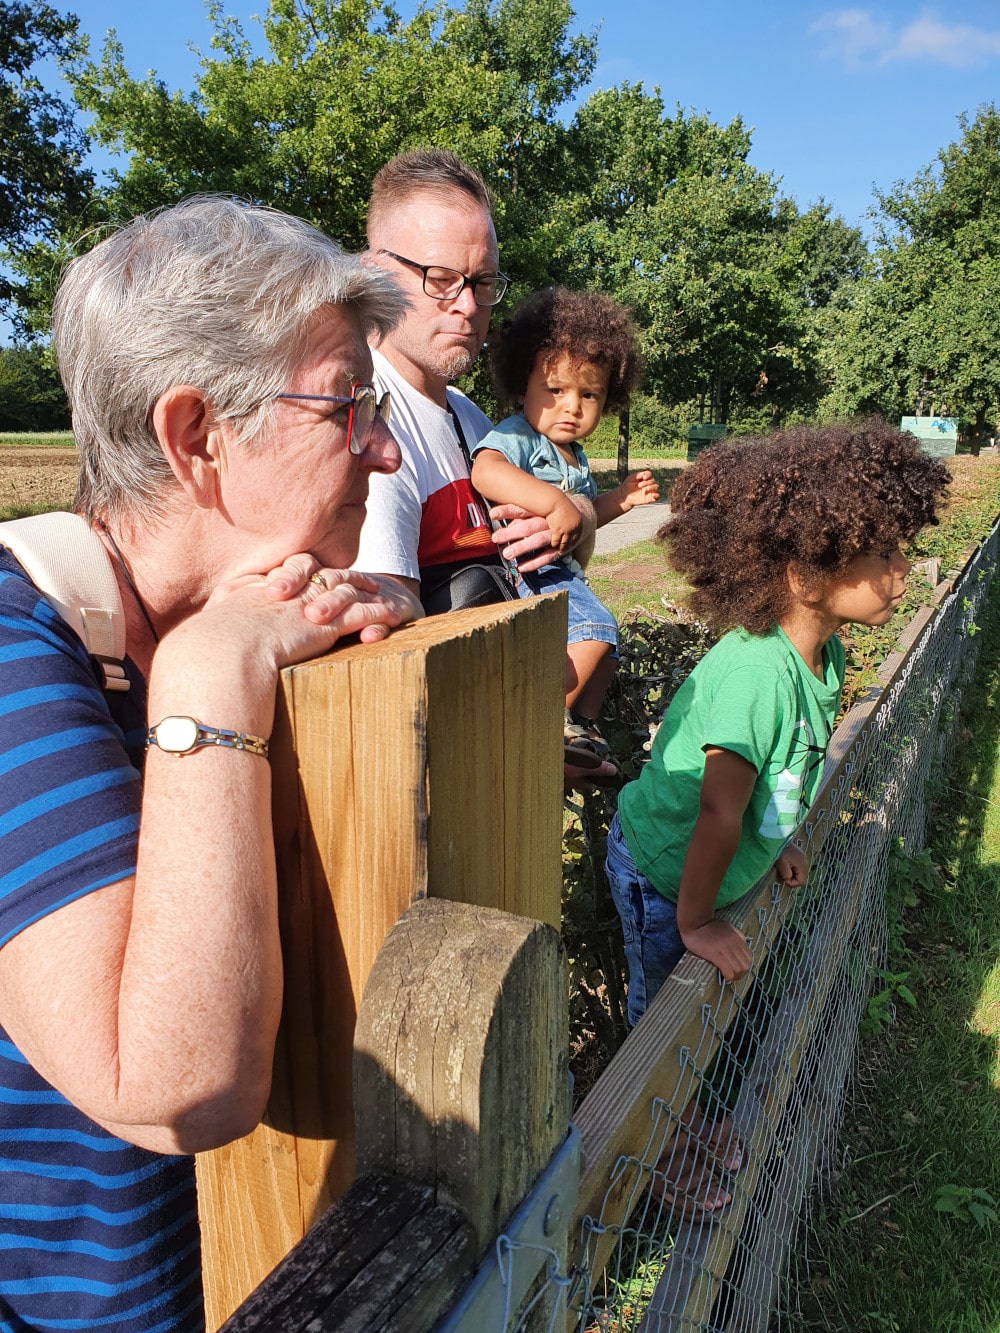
[892,15,1000,66]
[811,9,893,67]
[811,8,1000,68]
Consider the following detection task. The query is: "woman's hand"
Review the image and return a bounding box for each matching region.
[150,555,422,745]
[261,556,422,645]
[183,556,418,671]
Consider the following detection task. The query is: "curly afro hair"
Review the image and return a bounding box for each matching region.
[489,286,643,417]
[661,419,951,635]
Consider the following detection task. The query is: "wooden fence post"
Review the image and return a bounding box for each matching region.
[217,897,569,1332]
[195,596,565,1328]
[354,897,570,1258]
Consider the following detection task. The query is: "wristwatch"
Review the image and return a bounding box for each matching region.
[146,715,269,759]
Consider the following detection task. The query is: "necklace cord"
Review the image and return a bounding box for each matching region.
[98,522,161,646]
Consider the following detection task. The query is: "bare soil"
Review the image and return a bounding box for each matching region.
[0,447,77,514]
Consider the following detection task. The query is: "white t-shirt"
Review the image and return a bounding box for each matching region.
[353,348,495,581]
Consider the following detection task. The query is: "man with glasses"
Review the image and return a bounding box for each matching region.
[355,147,597,615]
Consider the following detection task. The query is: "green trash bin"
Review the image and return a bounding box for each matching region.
[686,423,727,461]
[900,416,958,458]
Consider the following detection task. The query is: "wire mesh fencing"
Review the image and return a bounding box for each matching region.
[492,519,999,1333]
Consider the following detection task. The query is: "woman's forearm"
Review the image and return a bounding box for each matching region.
[0,632,286,1152]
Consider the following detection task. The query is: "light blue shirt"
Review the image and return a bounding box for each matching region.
[471,413,598,579]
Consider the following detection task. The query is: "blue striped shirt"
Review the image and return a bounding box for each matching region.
[0,551,202,1331]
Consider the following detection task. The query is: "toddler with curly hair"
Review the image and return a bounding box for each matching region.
[608,420,951,1024]
[470,286,659,777]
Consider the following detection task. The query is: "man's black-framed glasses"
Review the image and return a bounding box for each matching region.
[274,383,390,455]
[379,250,509,307]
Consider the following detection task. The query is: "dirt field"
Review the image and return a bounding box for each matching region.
[0,448,77,514]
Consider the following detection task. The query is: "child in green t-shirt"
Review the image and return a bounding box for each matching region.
[608,420,950,1028]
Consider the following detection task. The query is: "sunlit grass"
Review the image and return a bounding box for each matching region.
[0,431,74,448]
[788,581,1000,1333]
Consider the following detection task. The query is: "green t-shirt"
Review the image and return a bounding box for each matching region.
[617,625,845,907]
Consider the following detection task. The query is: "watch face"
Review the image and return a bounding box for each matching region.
[156,716,200,753]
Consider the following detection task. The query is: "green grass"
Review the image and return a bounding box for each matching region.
[788,581,1000,1333]
[0,503,59,521]
[910,459,1000,572]
[0,431,74,448]
[583,415,687,460]
[586,537,688,624]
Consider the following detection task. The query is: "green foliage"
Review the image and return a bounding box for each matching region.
[886,838,941,911]
[11,4,863,434]
[859,969,917,1039]
[0,1,93,329]
[628,393,688,455]
[14,0,595,332]
[0,345,69,429]
[558,84,863,427]
[932,1184,998,1230]
[825,106,1000,439]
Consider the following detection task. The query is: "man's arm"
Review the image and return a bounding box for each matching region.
[472,449,582,553]
[674,746,756,981]
[489,494,597,573]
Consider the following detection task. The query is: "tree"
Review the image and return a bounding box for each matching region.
[0,2,92,327]
[0,344,69,429]
[63,0,592,255]
[826,105,1000,438]
[558,84,864,429]
[10,0,595,335]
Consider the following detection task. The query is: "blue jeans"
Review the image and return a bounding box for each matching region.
[515,563,618,648]
[606,813,685,1027]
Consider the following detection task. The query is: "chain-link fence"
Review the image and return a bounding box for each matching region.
[220,523,998,1333]
[565,522,999,1333]
[483,519,999,1333]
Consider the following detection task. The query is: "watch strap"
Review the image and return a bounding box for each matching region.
[147,717,269,759]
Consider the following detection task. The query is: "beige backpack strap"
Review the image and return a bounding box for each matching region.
[0,512,128,693]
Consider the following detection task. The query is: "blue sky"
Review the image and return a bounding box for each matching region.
[45,0,1000,233]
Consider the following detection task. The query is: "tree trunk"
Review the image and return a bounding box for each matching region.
[617,409,630,482]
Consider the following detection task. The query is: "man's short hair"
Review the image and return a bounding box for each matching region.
[367,148,493,242]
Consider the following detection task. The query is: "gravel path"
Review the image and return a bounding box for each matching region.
[593,499,670,555]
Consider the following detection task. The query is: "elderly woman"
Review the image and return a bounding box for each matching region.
[0,198,417,1330]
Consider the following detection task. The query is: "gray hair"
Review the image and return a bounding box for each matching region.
[52,195,407,526]
[367,148,493,245]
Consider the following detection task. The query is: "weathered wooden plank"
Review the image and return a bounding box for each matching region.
[309,1208,475,1332]
[219,1173,474,1333]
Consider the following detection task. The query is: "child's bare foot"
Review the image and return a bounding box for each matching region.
[678,1100,744,1174]
[649,1134,732,1217]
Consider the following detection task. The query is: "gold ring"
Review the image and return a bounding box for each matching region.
[309,572,329,591]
